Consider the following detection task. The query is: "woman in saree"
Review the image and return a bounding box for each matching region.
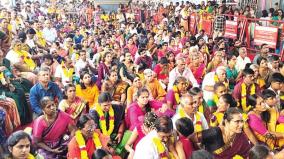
[32,96,75,159]
[189,53,205,85]
[165,76,188,111]
[5,39,37,84]
[124,36,138,58]
[67,114,121,159]
[76,71,99,109]
[101,70,129,106]
[119,52,136,85]
[191,107,253,159]
[126,88,169,131]
[206,51,225,73]
[126,75,143,107]
[0,50,32,125]
[247,94,284,150]
[58,84,86,121]
[257,57,271,89]
[125,112,158,159]
[226,54,241,91]
[96,52,112,90]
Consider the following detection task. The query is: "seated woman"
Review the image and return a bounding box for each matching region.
[58,84,86,121]
[189,53,206,85]
[67,114,120,159]
[76,71,99,109]
[5,39,37,84]
[210,94,237,127]
[125,112,158,159]
[119,52,136,85]
[2,130,35,159]
[96,52,112,90]
[126,75,143,107]
[32,96,75,159]
[101,70,129,106]
[126,88,170,131]
[191,108,253,159]
[175,117,195,159]
[165,76,188,110]
[248,94,284,150]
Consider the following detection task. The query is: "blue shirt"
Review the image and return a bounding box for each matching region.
[29,82,63,115]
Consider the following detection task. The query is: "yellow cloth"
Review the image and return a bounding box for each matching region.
[15,50,36,70]
[76,84,99,109]
[146,79,166,100]
[36,30,46,47]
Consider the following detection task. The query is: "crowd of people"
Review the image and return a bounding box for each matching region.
[0,0,284,159]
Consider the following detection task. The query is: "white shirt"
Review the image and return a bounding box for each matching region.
[168,67,199,90]
[5,50,22,65]
[42,27,57,43]
[202,71,216,102]
[134,131,160,159]
[75,59,94,76]
[172,107,209,130]
[54,65,73,86]
[235,56,251,72]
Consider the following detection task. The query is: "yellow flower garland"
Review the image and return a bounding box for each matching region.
[214,75,229,88]
[27,153,35,159]
[179,108,202,132]
[198,104,204,113]
[15,50,36,70]
[75,130,102,159]
[172,85,180,104]
[152,137,168,159]
[96,104,115,136]
[241,83,255,112]
[0,72,4,80]
[213,94,219,106]
[61,62,74,79]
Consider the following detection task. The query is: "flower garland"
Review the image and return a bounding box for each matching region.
[213,94,219,106]
[214,75,229,88]
[198,104,204,113]
[241,83,255,112]
[179,108,202,132]
[15,50,36,70]
[96,104,115,136]
[152,137,168,159]
[172,85,180,105]
[27,153,35,159]
[61,62,74,79]
[75,130,102,159]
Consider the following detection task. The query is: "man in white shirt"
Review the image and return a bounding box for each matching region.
[42,20,57,44]
[172,93,208,131]
[235,46,251,72]
[75,50,96,77]
[134,116,173,159]
[202,66,227,103]
[168,56,199,90]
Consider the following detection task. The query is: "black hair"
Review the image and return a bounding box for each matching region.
[227,53,236,62]
[242,68,255,76]
[191,150,214,159]
[175,117,194,137]
[269,72,284,84]
[137,88,151,112]
[220,94,237,108]
[155,116,173,133]
[98,92,112,103]
[267,54,279,62]
[143,112,158,129]
[63,84,76,99]
[92,149,110,159]
[213,82,226,92]
[76,114,94,129]
[248,94,270,124]
[79,71,94,89]
[222,107,241,126]
[248,144,270,159]
[256,57,267,66]
[262,10,268,17]
[188,87,202,95]
[159,57,169,64]
[7,130,31,147]
[261,89,276,100]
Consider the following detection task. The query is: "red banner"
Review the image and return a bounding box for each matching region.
[224,20,238,39]
[190,14,196,34]
[201,20,212,35]
[254,26,278,49]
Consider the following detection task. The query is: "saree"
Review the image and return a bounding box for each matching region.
[202,127,252,159]
[111,81,129,103]
[58,97,86,120]
[0,98,21,135]
[33,111,73,159]
[76,84,99,109]
[191,64,206,85]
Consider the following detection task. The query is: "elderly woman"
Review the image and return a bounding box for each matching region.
[143,69,166,101]
[32,96,75,159]
[5,39,37,84]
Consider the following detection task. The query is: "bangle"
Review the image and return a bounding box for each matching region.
[118,132,123,135]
